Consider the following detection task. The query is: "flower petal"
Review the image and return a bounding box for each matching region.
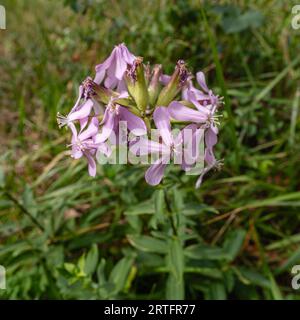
[145,159,167,186]
[168,101,208,123]
[204,148,216,166]
[153,107,173,146]
[130,138,169,156]
[104,75,118,89]
[68,122,78,140]
[79,117,99,141]
[95,109,116,143]
[94,50,116,84]
[79,117,88,131]
[196,71,209,92]
[115,49,127,80]
[68,99,93,121]
[94,67,106,85]
[85,152,97,177]
[187,91,211,114]
[119,106,147,136]
[98,142,112,157]
[205,127,217,149]
[120,43,136,64]
[159,74,171,85]
[182,125,204,168]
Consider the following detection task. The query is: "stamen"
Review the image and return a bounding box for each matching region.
[82,77,96,99]
[57,113,70,128]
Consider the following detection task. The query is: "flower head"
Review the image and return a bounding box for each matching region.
[59,44,223,187]
[94,43,136,90]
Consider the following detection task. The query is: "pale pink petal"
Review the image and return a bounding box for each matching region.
[72,148,83,159]
[205,127,217,149]
[182,125,204,169]
[97,142,112,157]
[159,74,171,85]
[104,75,118,89]
[115,49,127,80]
[168,101,208,123]
[145,159,167,186]
[94,50,116,84]
[196,71,209,92]
[79,117,99,141]
[95,109,115,143]
[85,152,97,177]
[153,107,173,146]
[120,44,136,64]
[130,138,169,156]
[68,99,93,121]
[68,122,78,140]
[187,91,211,114]
[79,117,88,131]
[119,106,147,136]
[204,148,216,166]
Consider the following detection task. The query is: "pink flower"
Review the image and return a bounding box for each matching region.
[183,72,222,108]
[131,107,183,186]
[57,77,101,128]
[68,117,110,177]
[95,93,147,143]
[168,71,222,188]
[94,43,136,91]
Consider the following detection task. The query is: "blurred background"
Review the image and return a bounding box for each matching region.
[0,0,300,299]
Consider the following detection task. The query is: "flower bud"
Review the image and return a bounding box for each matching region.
[148,64,162,107]
[156,60,189,107]
[92,81,133,107]
[89,80,113,104]
[125,57,149,111]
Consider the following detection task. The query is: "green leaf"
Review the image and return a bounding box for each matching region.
[208,282,227,300]
[97,259,107,285]
[223,229,246,262]
[124,199,154,215]
[185,244,230,261]
[168,238,184,280]
[276,247,300,274]
[182,203,218,216]
[153,189,166,227]
[127,235,168,254]
[64,263,76,274]
[236,267,271,289]
[22,184,38,217]
[166,273,184,300]
[109,256,134,293]
[84,244,99,275]
[77,254,86,276]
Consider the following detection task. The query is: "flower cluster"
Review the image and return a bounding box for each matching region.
[58,44,223,188]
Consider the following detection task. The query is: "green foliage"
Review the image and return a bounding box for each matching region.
[1,0,300,300]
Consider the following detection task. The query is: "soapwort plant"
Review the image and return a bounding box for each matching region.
[58,43,223,188]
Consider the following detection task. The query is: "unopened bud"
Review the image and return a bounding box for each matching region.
[156,60,189,106]
[148,64,162,107]
[125,57,149,111]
